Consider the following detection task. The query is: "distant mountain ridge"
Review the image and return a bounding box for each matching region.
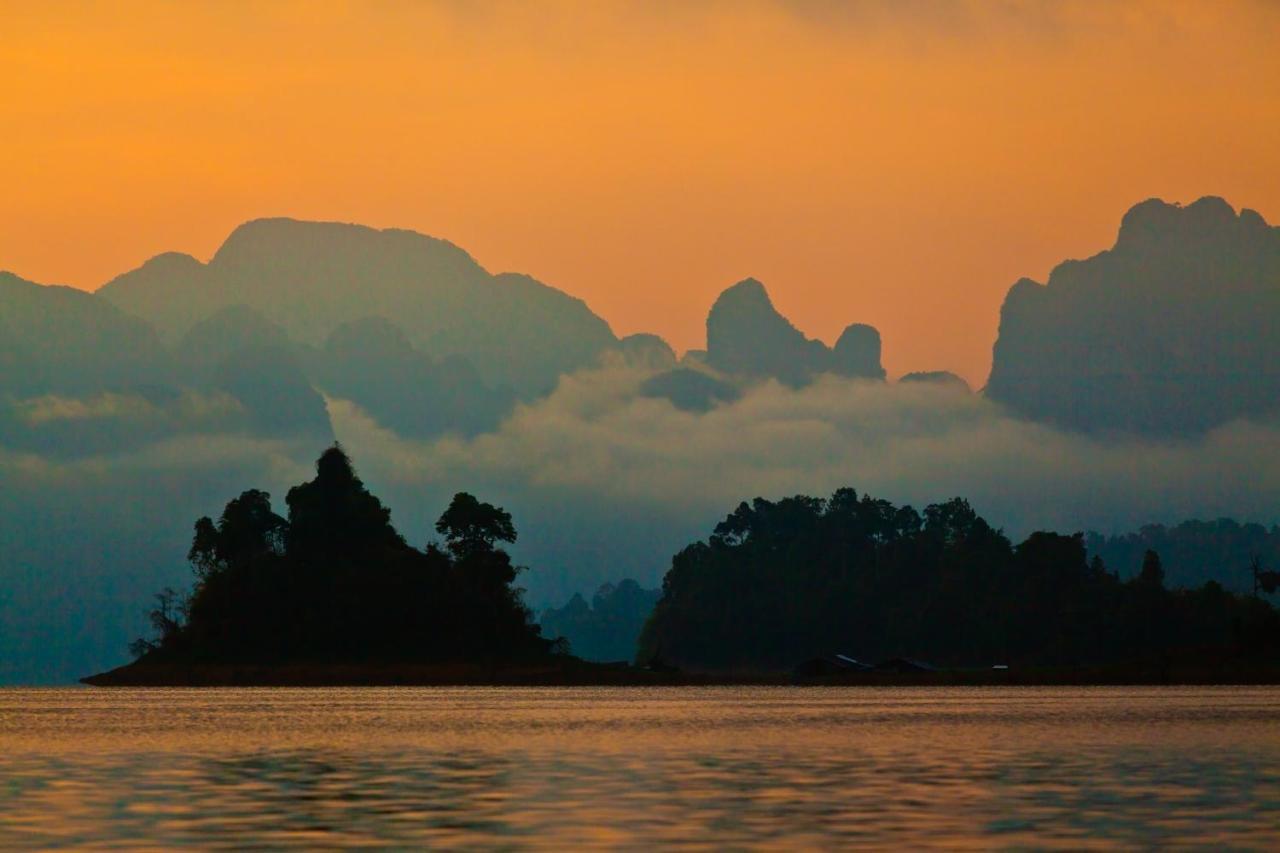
[638,277,887,411]
[0,217,655,444]
[706,278,886,385]
[54,218,898,428]
[98,218,620,397]
[5,197,1279,440]
[0,271,172,398]
[987,196,1280,434]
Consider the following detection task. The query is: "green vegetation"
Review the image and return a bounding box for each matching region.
[132,445,552,664]
[638,489,1280,672]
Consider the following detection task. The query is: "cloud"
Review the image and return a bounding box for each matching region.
[1,391,257,460]
[16,392,158,426]
[14,390,243,427]
[329,366,1280,539]
[0,430,318,684]
[3,366,1279,682]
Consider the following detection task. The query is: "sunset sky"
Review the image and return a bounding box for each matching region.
[4,1,1278,384]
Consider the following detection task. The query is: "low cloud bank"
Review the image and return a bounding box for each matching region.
[331,367,1280,540]
[0,435,312,684]
[3,367,1279,682]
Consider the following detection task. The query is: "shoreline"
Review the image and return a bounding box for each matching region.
[82,658,1280,688]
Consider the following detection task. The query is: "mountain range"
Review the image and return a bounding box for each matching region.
[8,196,1275,444]
[2,217,897,444]
[986,196,1280,434]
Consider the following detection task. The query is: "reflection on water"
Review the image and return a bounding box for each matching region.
[1,687,1278,847]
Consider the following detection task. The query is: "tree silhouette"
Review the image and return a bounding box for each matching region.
[639,488,1280,672]
[1253,555,1280,597]
[129,587,186,659]
[285,443,403,557]
[1138,549,1165,589]
[435,492,516,559]
[132,446,551,665]
[188,489,285,581]
[1086,519,1280,591]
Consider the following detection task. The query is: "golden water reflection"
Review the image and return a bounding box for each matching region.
[1,686,1278,847]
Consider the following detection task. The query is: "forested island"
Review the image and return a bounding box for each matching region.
[638,491,1280,681]
[85,448,1280,686]
[84,446,674,685]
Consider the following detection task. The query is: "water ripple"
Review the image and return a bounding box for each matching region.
[1,686,1278,848]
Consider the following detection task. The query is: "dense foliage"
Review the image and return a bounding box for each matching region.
[539,580,660,662]
[1087,519,1280,594]
[133,445,551,663]
[638,490,1280,672]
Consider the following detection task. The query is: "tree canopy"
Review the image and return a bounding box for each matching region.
[134,445,551,664]
[1086,519,1280,593]
[436,492,517,560]
[638,489,1280,672]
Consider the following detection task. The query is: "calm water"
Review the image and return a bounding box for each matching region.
[0,687,1278,849]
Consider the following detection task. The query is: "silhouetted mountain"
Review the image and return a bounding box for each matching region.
[214,347,333,440]
[168,306,332,438]
[987,197,1280,434]
[313,317,513,437]
[178,305,297,379]
[540,579,661,662]
[832,324,886,380]
[706,279,831,385]
[91,252,220,344]
[0,274,329,443]
[705,278,885,386]
[900,371,971,392]
[0,271,171,397]
[640,368,741,412]
[99,218,618,397]
[615,333,677,369]
[680,349,709,368]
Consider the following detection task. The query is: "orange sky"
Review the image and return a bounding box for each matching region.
[3,1,1278,385]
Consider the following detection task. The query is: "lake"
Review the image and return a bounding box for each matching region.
[1,686,1277,848]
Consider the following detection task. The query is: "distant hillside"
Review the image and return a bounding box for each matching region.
[0,272,330,450]
[1087,519,1280,595]
[312,317,513,438]
[0,271,171,398]
[540,579,661,662]
[987,197,1280,435]
[98,218,620,397]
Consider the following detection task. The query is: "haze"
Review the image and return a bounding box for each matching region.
[5,0,1279,385]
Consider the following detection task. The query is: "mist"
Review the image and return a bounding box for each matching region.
[325,366,1280,642]
[3,362,1280,683]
